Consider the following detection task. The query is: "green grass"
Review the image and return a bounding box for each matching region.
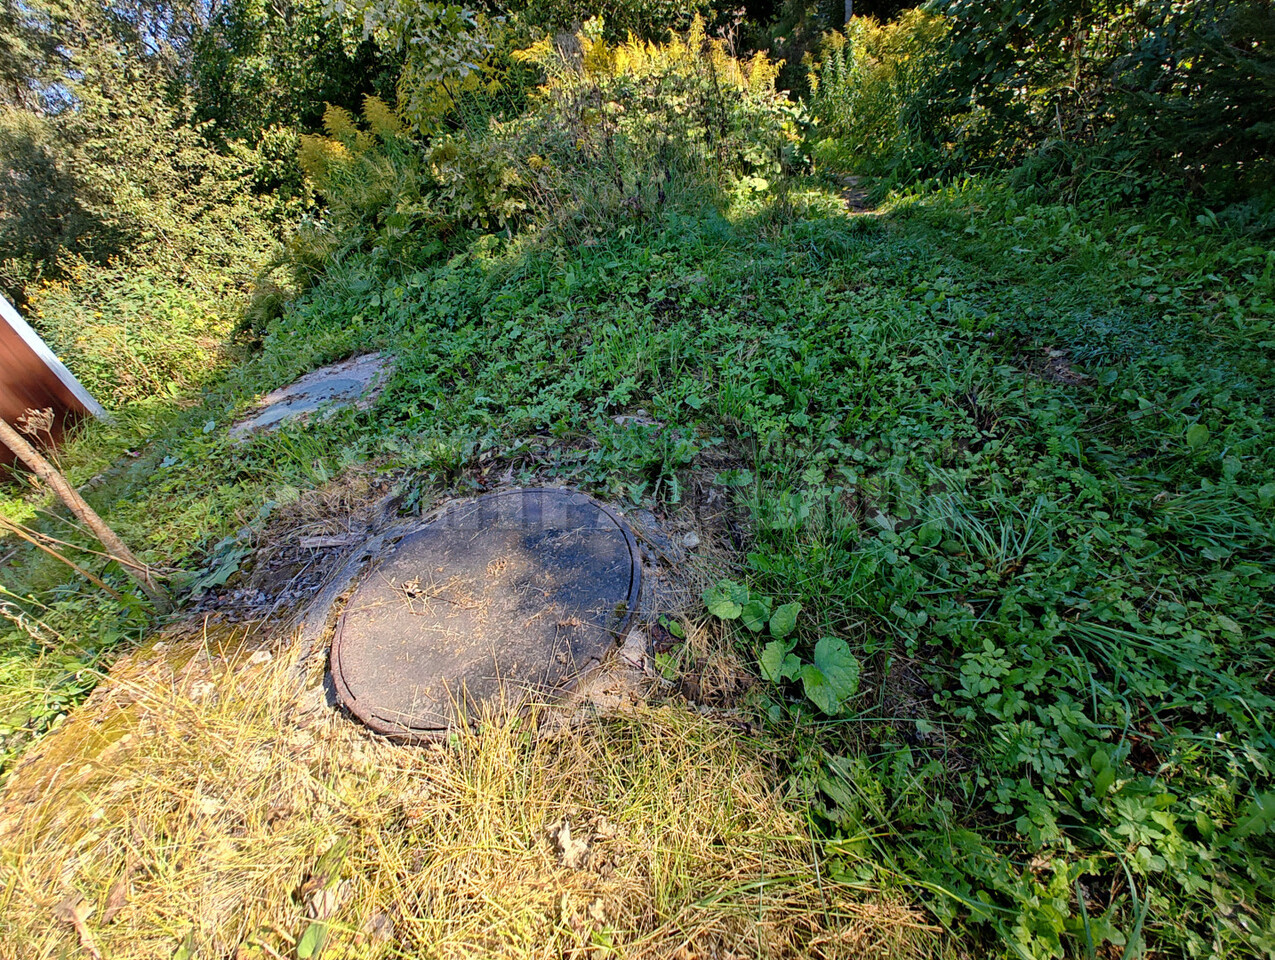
[2,175,1273,958]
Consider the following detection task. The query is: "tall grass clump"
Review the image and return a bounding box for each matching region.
[0,633,942,959]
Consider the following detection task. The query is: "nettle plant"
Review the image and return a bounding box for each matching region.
[703,579,860,715]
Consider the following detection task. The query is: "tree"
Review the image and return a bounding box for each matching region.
[185,0,397,141]
[334,0,497,130]
[922,0,1275,194]
[0,0,73,108]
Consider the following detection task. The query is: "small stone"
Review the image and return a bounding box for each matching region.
[306,880,352,921]
[681,532,701,549]
[230,353,391,441]
[364,911,395,941]
[619,629,650,673]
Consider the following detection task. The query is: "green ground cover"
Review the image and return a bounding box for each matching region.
[4,169,1273,956]
[3,2,1274,955]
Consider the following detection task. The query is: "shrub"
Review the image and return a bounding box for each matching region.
[1,63,290,403]
[807,2,1275,202]
[928,0,1275,196]
[504,16,804,233]
[294,95,523,272]
[805,11,946,178]
[515,0,711,41]
[290,23,804,274]
[28,262,239,404]
[0,38,308,403]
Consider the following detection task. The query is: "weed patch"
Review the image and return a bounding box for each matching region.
[3,166,1273,958]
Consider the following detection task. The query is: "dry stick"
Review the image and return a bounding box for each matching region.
[14,513,153,573]
[0,515,125,602]
[0,417,171,613]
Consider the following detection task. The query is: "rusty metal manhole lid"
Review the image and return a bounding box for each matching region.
[330,488,641,739]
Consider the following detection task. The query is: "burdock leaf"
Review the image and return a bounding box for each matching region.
[768,602,801,639]
[740,597,773,632]
[759,640,790,683]
[801,637,861,714]
[703,580,748,620]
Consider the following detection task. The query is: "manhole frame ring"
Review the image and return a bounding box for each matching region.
[328,487,643,741]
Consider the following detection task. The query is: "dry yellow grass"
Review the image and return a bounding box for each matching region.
[0,622,940,960]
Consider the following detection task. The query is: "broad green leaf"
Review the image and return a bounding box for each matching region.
[297,921,328,959]
[654,652,679,681]
[1186,422,1210,448]
[780,654,802,681]
[1093,765,1116,797]
[916,519,944,547]
[1083,908,1128,949]
[1259,482,1275,508]
[759,639,802,684]
[811,636,860,711]
[801,664,837,714]
[702,580,748,620]
[1231,793,1275,840]
[768,602,801,639]
[740,596,773,632]
[1215,614,1243,636]
[759,640,789,683]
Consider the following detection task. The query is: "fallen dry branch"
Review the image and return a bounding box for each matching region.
[0,415,170,613]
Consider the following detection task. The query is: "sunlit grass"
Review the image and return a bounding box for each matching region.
[0,627,941,959]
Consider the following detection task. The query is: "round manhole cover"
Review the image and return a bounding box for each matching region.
[331,488,641,739]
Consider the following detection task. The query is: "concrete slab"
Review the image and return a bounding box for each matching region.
[229,353,391,440]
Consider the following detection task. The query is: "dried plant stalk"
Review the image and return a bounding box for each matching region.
[0,414,170,613]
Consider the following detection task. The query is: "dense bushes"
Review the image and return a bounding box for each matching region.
[186,0,398,140]
[808,0,1275,203]
[806,10,944,177]
[5,0,1271,409]
[0,57,296,402]
[0,0,389,403]
[517,0,709,40]
[290,19,801,280]
[507,18,802,220]
[929,0,1275,197]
